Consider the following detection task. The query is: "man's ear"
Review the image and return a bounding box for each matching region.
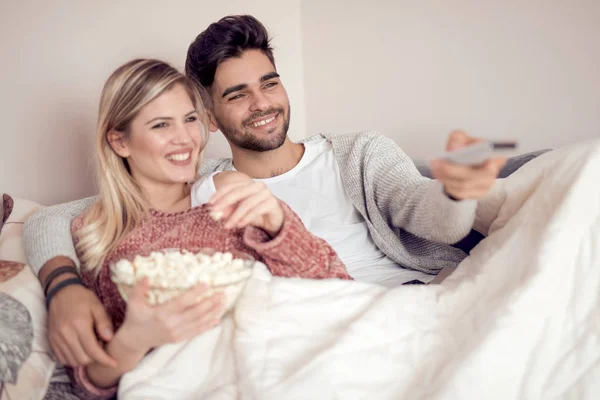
[206,110,219,133]
[107,130,130,158]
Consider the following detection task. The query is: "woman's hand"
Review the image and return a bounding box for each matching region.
[209,171,284,237]
[118,279,225,353]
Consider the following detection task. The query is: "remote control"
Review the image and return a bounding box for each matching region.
[437,141,517,166]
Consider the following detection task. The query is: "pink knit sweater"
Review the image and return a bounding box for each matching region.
[68,202,350,399]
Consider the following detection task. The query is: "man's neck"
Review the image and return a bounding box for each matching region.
[230,138,305,179]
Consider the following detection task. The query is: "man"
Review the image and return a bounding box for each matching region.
[23,15,505,369]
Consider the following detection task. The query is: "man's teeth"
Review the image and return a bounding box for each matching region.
[166,152,190,161]
[251,115,276,128]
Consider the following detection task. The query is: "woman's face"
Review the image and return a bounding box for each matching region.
[112,83,204,192]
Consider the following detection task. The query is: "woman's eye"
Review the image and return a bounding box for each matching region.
[186,116,198,123]
[151,122,168,129]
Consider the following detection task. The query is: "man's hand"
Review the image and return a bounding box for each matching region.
[47,283,117,368]
[431,130,507,200]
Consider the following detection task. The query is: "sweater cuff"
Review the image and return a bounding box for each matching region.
[429,180,477,243]
[69,366,118,400]
[242,201,296,253]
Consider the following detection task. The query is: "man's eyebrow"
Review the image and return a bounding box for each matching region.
[221,72,280,98]
[222,84,247,98]
[260,72,280,82]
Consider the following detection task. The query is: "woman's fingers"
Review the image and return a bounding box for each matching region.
[223,190,271,229]
[209,181,260,210]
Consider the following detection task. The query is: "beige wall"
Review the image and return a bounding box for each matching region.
[3,1,600,205]
[0,0,306,205]
[302,0,600,161]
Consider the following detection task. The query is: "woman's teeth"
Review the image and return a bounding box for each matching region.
[251,115,276,128]
[166,152,190,161]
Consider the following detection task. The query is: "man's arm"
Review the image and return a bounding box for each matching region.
[23,196,98,275]
[23,196,118,368]
[363,133,478,244]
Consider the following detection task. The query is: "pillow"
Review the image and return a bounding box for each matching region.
[0,194,14,234]
[0,196,56,400]
[0,261,55,400]
[0,196,43,263]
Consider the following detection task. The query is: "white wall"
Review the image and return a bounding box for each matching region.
[0,0,306,205]
[302,0,600,161]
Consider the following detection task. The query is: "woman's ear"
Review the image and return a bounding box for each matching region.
[107,130,130,158]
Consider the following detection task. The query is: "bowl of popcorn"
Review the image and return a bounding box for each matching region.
[109,248,255,312]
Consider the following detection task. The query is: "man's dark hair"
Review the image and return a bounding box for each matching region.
[185,15,275,90]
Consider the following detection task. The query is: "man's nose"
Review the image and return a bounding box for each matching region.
[249,90,272,112]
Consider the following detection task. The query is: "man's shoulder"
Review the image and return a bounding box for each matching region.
[198,158,233,176]
[306,131,389,146]
[306,131,394,157]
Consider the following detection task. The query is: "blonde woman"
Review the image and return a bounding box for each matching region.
[59,59,350,398]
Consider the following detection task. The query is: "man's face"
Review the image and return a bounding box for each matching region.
[210,49,291,152]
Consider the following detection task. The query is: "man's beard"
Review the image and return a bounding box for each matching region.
[217,104,291,152]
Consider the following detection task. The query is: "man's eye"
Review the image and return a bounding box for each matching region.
[264,82,278,89]
[186,116,198,123]
[228,94,245,101]
[152,122,168,129]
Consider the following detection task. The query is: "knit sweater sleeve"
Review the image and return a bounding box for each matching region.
[66,366,118,400]
[365,133,476,244]
[242,201,352,280]
[23,196,98,275]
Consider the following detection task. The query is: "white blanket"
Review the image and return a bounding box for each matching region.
[119,139,600,400]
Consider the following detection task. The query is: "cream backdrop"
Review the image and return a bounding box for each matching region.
[2,0,599,205]
[0,0,306,205]
[302,0,600,162]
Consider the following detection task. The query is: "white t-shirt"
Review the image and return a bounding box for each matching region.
[191,138,433,287]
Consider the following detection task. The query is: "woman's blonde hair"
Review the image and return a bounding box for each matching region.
[75,59,209,274]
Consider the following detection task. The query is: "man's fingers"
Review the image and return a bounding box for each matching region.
[80,328,117,368]
[50,338,67,365]
[431,160,474,180]
[68,336,93,366]
[55,336,79,366]
[92,304,114,341]
[446,130,481,151]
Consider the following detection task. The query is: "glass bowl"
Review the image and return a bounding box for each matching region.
[109,247,255,313]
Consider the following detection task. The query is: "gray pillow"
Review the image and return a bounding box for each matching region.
[416,149,552,179]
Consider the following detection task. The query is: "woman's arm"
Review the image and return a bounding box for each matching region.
[208,171,351,280]
[69,326,148,399]
[243,201,352,280]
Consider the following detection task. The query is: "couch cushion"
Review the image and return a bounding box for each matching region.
[416,149,552,179]
[0,196,54,400]
[0,194,14,234]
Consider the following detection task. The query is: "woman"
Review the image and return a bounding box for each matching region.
[66,59,350,399]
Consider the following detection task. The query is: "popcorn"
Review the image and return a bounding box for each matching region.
[110,249,254,309]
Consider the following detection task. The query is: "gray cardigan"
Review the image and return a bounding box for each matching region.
[23,131,475,275]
